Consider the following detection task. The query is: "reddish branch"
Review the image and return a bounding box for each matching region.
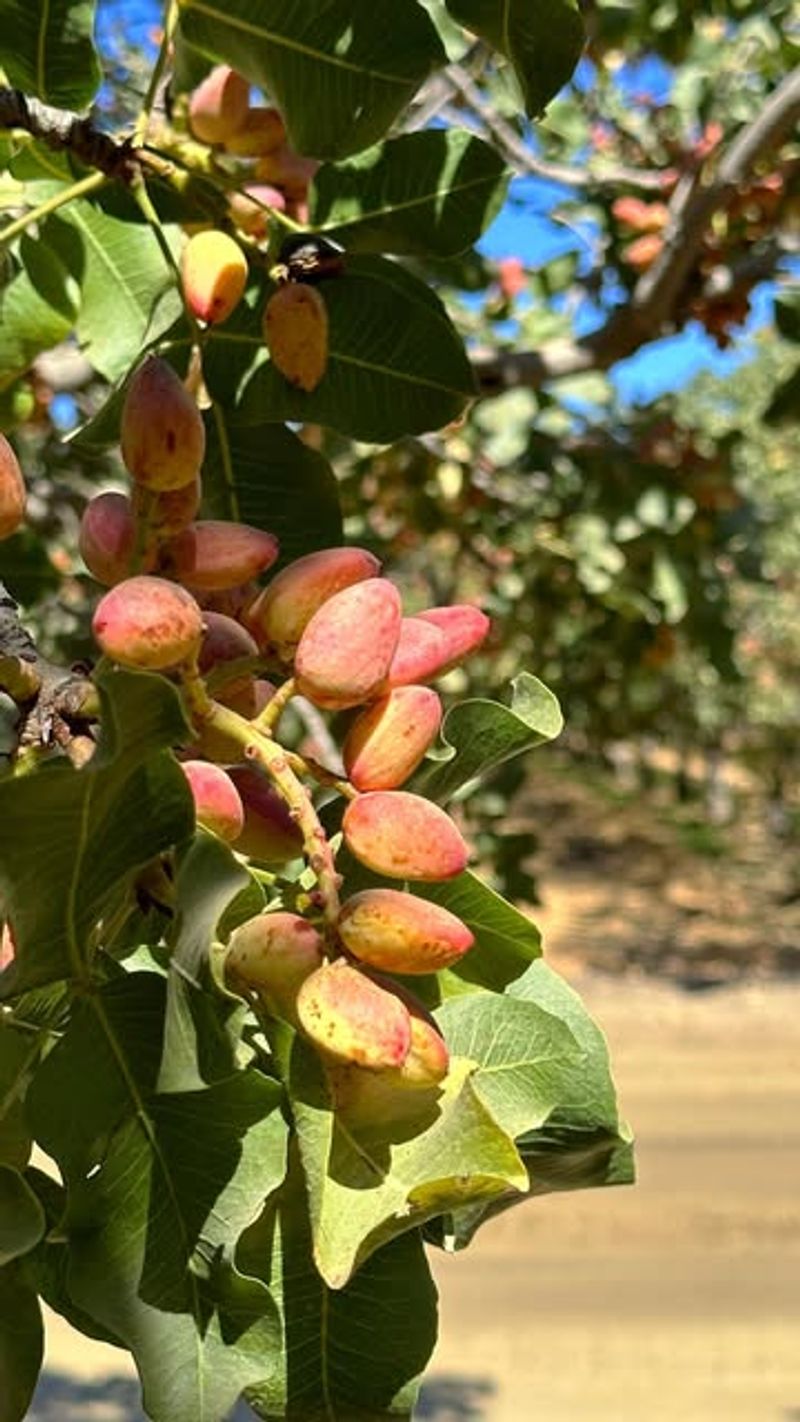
[473,65,800,393]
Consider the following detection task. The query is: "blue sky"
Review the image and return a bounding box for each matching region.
[93,0,780,411]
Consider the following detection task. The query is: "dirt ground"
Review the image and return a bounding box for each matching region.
[520,757,800,986]
[27,767,800,1422]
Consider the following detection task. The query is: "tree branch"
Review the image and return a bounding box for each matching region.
[448,64,669,194]
[474,65,800,394]
[0,88,137,180]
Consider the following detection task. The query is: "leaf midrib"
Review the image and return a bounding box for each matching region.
[36,0,51,100]
[316,166,504,234]
[180,0,414,86]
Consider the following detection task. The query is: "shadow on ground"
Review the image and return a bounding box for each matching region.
[416,1375,495,1419]
[28,1373,145,1421]
[29,1371,495,1421]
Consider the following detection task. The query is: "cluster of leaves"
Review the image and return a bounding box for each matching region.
[0,4,636,1422]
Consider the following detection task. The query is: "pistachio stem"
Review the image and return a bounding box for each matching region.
[180,666,341,928]
[252,675,297,736]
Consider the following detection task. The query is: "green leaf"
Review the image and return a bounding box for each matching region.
[177,0,446,159]
[44,202,183,381]
[445,0,584,115]
[0,0,101,107]
[30,971,289,1422]
[158,833,252,1094]
[0,667,194,996]
[416,870,542,993]
[311,131,510,256]
[0,232,79,391]
[435,987,585,1139]
[414,672,564,803]
[204,256,475,443]
[0,1166,45,1265]
[0,1018,44,1168]
[288,1037,526,1288]
[0,1261,43,1422]
[429,961,634,1248]
[203,412,343,564]
[241,1154,438,1421]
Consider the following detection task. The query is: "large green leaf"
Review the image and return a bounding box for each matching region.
[44,202,183,381]
[311,131,510,256]
[0,232,79,391]
[0,667,194,996]
[203,256,475,443]
[414,672,564,804]
[428,961,634,1248]
[241,1155,438,1421]
[446,0,584,114]
[177,0,446,159]
[435,988,586,1139]
[203,412,343,562]
[0,0,101,107]
[0,1261,42,1422]
[0,1166,45,1266]
[30,971,289,1422]
[288,1036,526,1288]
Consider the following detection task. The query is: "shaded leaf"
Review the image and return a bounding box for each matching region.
[288,1037,526,1287]
[203,411,343,563]
[203,256,475,443]
[0,1017,44,1168]
[158,833,252,1094]
[311,131,509,256]
[0,1166,45,1265]
[0,0,101,107]
[241,1153,438,1420]
[0,667,193,996]
[446,0,585,115]
[0,1261,43,1422]
[177,0,446,159]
